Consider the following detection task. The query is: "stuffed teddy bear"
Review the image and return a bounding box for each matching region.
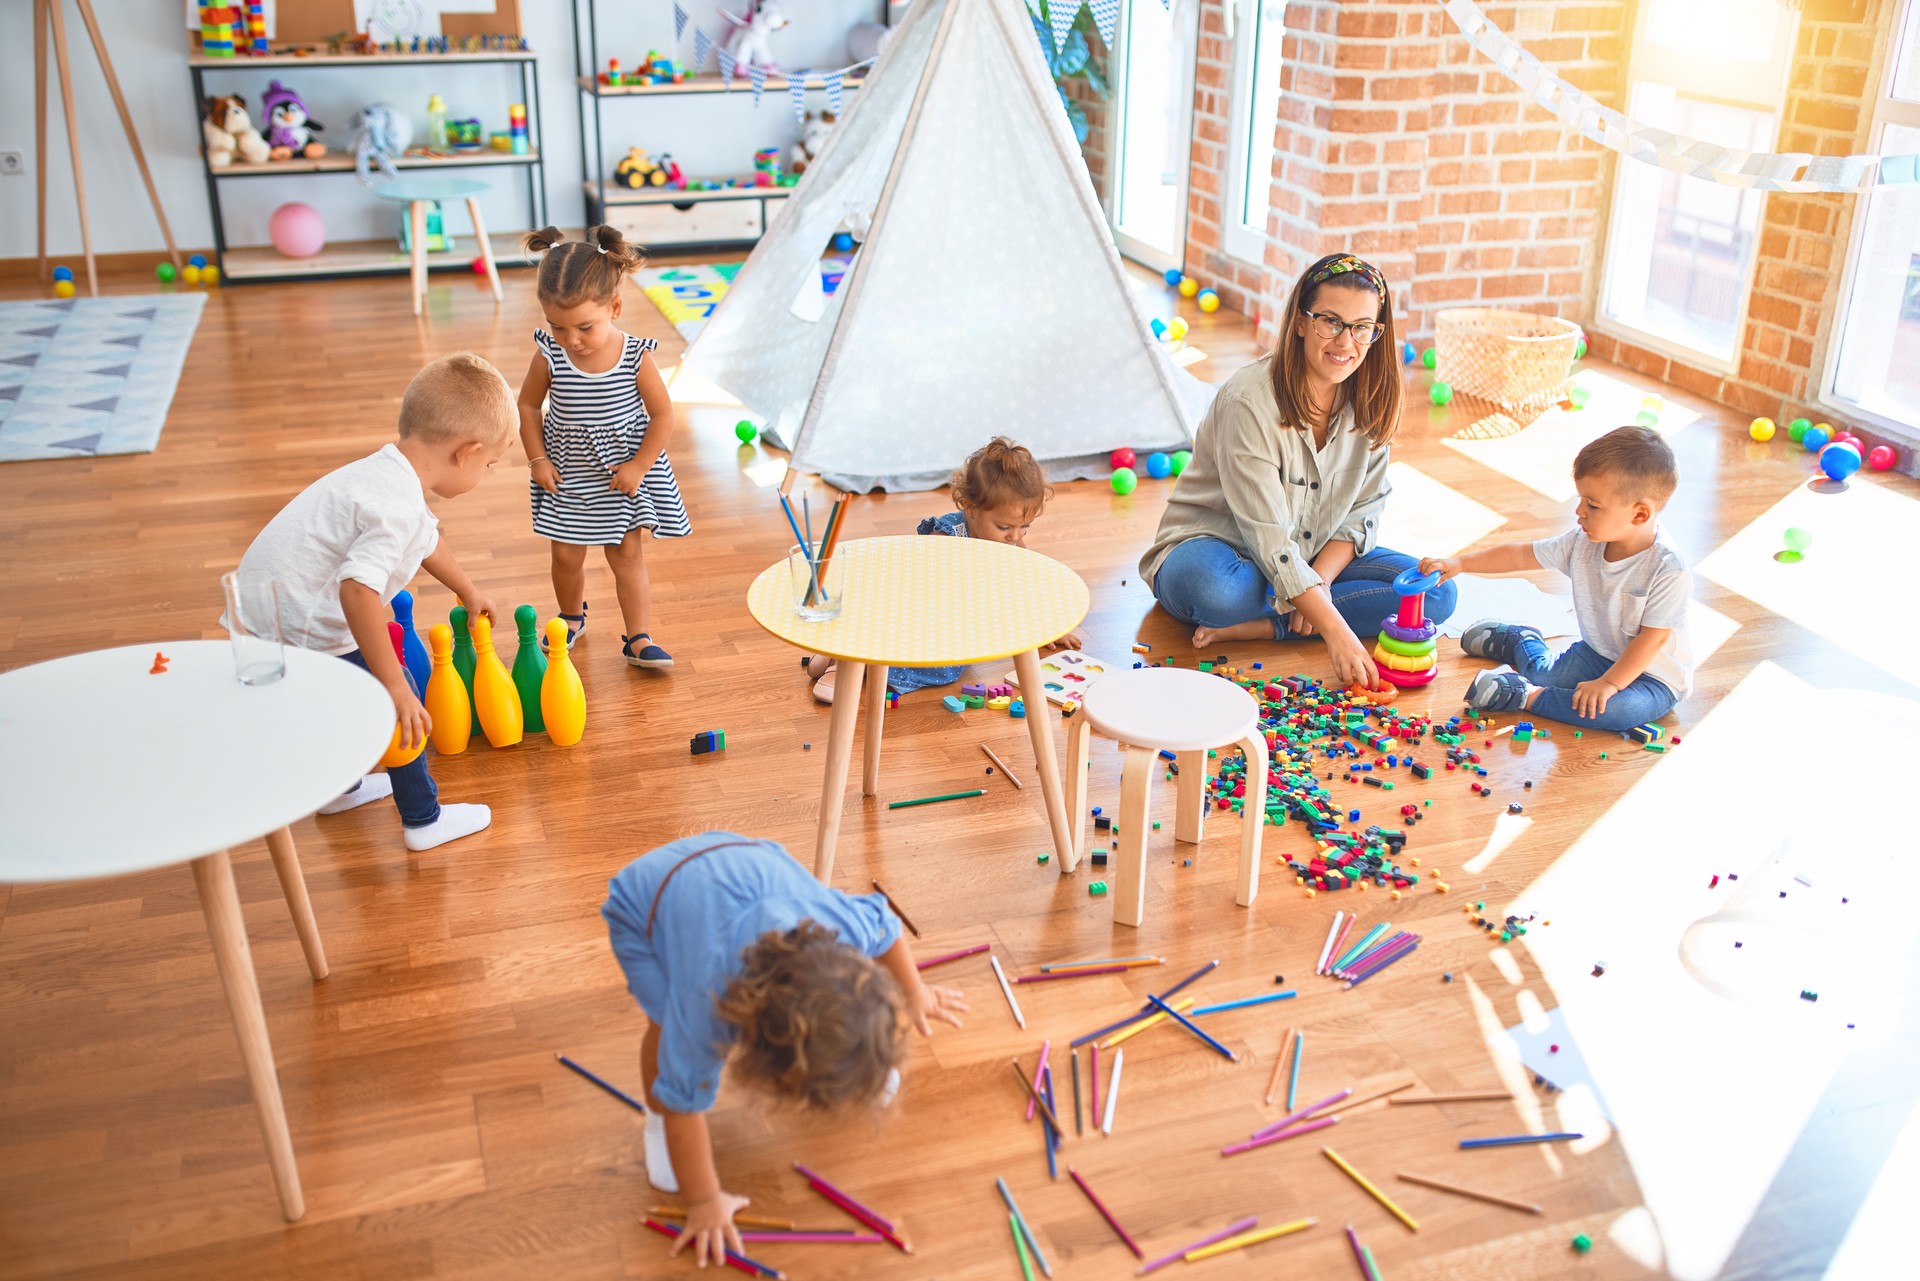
[789,110,836,175]
[261,81,326,161]
[203,95,270,167]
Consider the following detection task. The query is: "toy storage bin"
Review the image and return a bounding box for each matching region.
[1433,308,1583,423]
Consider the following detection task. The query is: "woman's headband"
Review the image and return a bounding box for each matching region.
[1306,254,1386,298]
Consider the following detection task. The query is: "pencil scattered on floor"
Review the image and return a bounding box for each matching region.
[1265,1028,1295,1105]
[915,942,989,970]
[555,1053,647,1115]
[1025,1041,1050,1122]
[869,879,919,937]
[1102,1047,1124,1134]
[1016,964,1130,983]
[1184,1217,1315,1262]
[1396,1170,1543,1214]
[1137,1216,1258,1274]
[981,743,1024,788]
[641,1218,783,1278]
[996,1177,1053,1278]
[1323,1148,1419,1231]
[1287,1031,1305,1109]
[1146,994,1238,1060]
[1009,1058,1063,1137]
[888,788,984,809]
[1069,1166,1144,1258]
[648,1206,796,1230]
[991,954,1026,1028]
[1459,1132,1583,1149]
[1388,1091,1513,1105]
[794,1163,912,1252]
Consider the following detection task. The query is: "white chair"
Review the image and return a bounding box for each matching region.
[1061,666,1269,927]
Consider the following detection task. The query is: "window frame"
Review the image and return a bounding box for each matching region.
[1221,0,1286,265]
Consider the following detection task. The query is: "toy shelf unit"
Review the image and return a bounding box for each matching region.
[188,48,547,284]
[568,0,867,250]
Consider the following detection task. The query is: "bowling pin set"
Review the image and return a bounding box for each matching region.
[379,591,584,767]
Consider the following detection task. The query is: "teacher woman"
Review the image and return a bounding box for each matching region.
[1140,253,1457,689]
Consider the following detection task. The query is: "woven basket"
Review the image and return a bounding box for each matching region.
[1433,309,1583,423]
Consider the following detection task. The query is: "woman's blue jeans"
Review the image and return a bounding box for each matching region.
[1152,537,1459,642]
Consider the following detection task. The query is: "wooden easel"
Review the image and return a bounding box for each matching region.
[33,0,182,296]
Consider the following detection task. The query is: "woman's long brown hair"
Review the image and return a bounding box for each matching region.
[1268,253,1402,449]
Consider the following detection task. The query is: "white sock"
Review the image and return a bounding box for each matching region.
[318,774,392,815]
[403,803,491,852]
[878,1066,901,1108]
[643,1112,679,1193]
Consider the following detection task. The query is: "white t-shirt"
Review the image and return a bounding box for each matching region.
[1533,526,1694,698]
[231,444,440,655]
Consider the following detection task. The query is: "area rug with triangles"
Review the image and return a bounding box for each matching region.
[637,256,849,344]
[0,294,206,462]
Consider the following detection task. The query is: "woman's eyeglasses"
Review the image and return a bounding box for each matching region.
[1301,309,1385,346]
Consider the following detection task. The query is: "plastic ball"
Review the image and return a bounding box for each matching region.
[1783,527,1813,554]
[1868,445,1897,471]
[831,232,855,252]
[155,262,176,283]
[1168,316,1189,342]
[1402,341,1417,365]
[1574,338,1588,359]
[1145,452,1172,479]
[1110,466,1138,495]
[53,280,76,299]
[1833,431,1864,451]
[1787,417,1811,442]
[1633,409,1659,428]
[51,265,73,282]
[1421,347,1437,370]
[1640,394,1663,411]
[1170,450,1191,477]
[1163,268,1183,287]
[1111,448,1137,470]
[188,253,208,269]
[1818,442,1862,480]
[1429,381,1454,406]
[182,265,202,285]
[1197,289,1219,313]
[267,201,327,259]
[1179,276,1200,299]
[734,419,757,443]
[1149,318,1168,340]
[1801,426,1830,454]
[203,265,221,286]
[1568,385,1591,408]
[1749,417,1775,442]
[471,257,489,274]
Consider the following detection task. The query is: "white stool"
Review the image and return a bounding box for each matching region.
[1062,666,1269,927]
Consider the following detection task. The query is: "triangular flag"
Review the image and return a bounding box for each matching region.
[788,70,810,125]
[1088,0,1118,46]
[673,2,688,43]
[824,69,844,115]
[694,26,712,72]
[718,45,737,85]
[749,61,767,106]
[1049,0,1079,52]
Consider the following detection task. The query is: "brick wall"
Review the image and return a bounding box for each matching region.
[1064,66,1113,206]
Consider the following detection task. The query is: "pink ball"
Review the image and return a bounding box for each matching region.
[1868,445,1897,471]
[471,257,488,274]
[268,202,326,259]
[1110,448,1137,470]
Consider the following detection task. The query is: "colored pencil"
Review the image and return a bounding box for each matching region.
[1183,1217,1316,1262]
[1323,1148,1419,1231]
[1025,1041,1050,1121]
[818,492,852,570]
[1041,955,1159,972]
[1010,1212,1036,1281]
[868,879,920,938]
[737,1233,883,1244]
[1068,959,1213,1045]
[991,955,1026,1028]
[996,1177,1053,1278]
[641,1218,780,1278]
[1009,1058,1063,1136]
[1137,1216,1259,1274]
[1340,1073,1421,1111]
[555,1053,647,1115]
[1191,990,1296,1015]
[1071,1048,1083,1135]
[1069,1166,1144,1258]
[1146,994,1238,1061]
[648,1206,797,1230]
[792,1162,895,1231]
[1102,1048,1124,1135]
[1346,939,1421,988]
[1264,1028,1295,1105]
[1337,931,1414,978]
[1090,1042,1099,1119]
[1041,1068,1059,1181]
[1016,965,1130,983]
[1345,1224,1371,1279]
[1326,914,1358,975]
[916,942,989,970]
[1041,958,1165,975]
[1316,911,1345,975]
[799,1178,912,1252]
[981,743,1024,788]
[1156,957,1222,1001]
[888,788,985,809]
[1363,1245,1384,1280]
[1332,923,1390,974]
[1222,1114,1339,1155]
[1287,1031,1304,1110]
[1459,1132,1583,1148]
[1100,996,1197,1049]
[1389,1091,1514,1105]
[1396,1171,1543,1214]
[1251,1088,1352,1140]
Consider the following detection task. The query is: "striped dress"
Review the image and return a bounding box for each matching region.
[529,329,691,546]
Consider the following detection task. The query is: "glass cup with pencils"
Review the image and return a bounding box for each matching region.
[788,540,849,622]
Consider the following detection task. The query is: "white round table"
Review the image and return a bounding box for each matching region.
[0,641,392,1220]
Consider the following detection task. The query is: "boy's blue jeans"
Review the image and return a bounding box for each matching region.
[1510,636,1678,733]
[1152,537,1460,642]
[339,649,440,827]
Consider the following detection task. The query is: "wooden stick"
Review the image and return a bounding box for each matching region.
[1323,1148,1418,1231]
[1395,1171,1543,1215]
[869,879,920,937]
[1389,1091,1514,1105]
[649,1206,797,1230]
[981,742,1024,788]
[1009,1058,1063,1136]
[1264,1028,1295,1105]
[1068,1166,1144,1258]
[1183,1217,1315,1262]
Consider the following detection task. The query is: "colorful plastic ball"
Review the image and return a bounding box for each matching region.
[1168,316,1189,342]
[203,265,221,286]
[1402,341,1417,365]
[1110,466,1138,495]
[1430,381,1454,406]
[1178,276,1199,299]
[1818,442,1862,480]
[1633,408,1659,428]
[1149,318,1168,340]
[1111,448,1137,470]
[831,232,855,252]
[1170,450,1191,476]
[1801,426,1830,454]
[188,253,208,269]
[1868,445,1897,471]
[734,420,757,443]
[1145,451,1172,479]
[1163,268,1183,287]
[471,257,489,274]
[53,280,76,299]
[1640,394,1663,411]
[1749,417,1775,442]
[1787,417,1811,442]
[1421,347,1437,370]
[1833,431,1864,450]
[1568,385,1591,408]
[1574,338,1588,359]
[182,265,203,285]
[1783,527,1813,554]
[155,261,176,283]
[1197,288,1219,313]
[51,265,73,282]
[267,201,326,259]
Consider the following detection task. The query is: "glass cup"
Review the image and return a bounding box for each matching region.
[788,541,848,623]
[222,570,286,685]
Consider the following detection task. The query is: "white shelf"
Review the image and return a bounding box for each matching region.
[586,180,794,208]
[210,149,541,178]
[191,49,534,68]
[578,72,864,98]
[218,233,533,282]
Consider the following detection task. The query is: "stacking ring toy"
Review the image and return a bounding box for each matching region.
[1374,662,1438,688]
[1381,618,1438,644]
[1373,645,1437,673]
[1394,566,1444,596]
[1369,566,1443,688]
[1375,632,1438,659]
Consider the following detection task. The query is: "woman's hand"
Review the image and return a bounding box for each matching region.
[1324,627,1376,690]
[1417,555,1462,583]
[669,1192,750,1268]
[906,981,968,1036]
[1285,611,1318,638]
[531,458,560,494]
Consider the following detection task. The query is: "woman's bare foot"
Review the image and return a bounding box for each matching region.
[1191,620,1271,648]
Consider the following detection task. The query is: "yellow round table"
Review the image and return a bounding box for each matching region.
[747,535,1090,882]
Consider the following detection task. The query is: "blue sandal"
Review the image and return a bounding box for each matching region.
[623,632,674,669]
[543,603,587,654]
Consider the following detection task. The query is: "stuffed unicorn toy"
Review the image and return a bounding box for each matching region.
[719,0,789,76]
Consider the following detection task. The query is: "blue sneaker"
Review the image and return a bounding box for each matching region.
[1459,620,1542,667]
[1467,669,1529,713]
[623,633,674,669]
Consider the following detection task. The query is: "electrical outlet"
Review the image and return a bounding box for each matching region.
[0,153,24,176]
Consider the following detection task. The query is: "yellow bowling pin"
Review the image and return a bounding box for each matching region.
[471,614,524,747]
[541,618,586,746]
[424,623,471,755]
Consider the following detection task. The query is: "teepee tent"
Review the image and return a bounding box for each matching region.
[678,0,1211,493]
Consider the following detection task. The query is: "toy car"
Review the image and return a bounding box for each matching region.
[615,147,684,189]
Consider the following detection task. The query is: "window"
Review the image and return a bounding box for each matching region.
[1223,0,1287,264]
[1827,0,1920,437]
[1598,0,1798,367]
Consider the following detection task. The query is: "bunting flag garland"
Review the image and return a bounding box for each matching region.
[749,60,768,107]
[1088,0,1119,47]
[1439,0,1917,191]
[788,71,811,124]
[693,26,712,73]
[824,68,845,116]
[717,45,737,86]
[1048,0,1079,53]
[672,1,688,43]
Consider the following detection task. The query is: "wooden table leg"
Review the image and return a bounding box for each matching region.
[264,826,328,980]
[466,196,502,303]
[813,660,866,883]
[861,664,887,797]
[1236,731,1269,907]
[1061,711,1090,874]
[1174,749,1205,844]
[1113,747,1154,928]
[1012,650,1074,867]
[190,850,304,1221]
[408,201,427,317]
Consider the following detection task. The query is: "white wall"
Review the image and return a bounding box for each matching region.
[0,0,884,258]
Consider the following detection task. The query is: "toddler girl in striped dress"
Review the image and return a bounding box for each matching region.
[516,225,689,668]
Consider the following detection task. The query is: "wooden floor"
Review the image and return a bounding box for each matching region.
[1,260,1916,1281]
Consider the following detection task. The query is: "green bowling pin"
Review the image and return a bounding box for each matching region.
[449,604,478,709]
[511,603,547,734]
